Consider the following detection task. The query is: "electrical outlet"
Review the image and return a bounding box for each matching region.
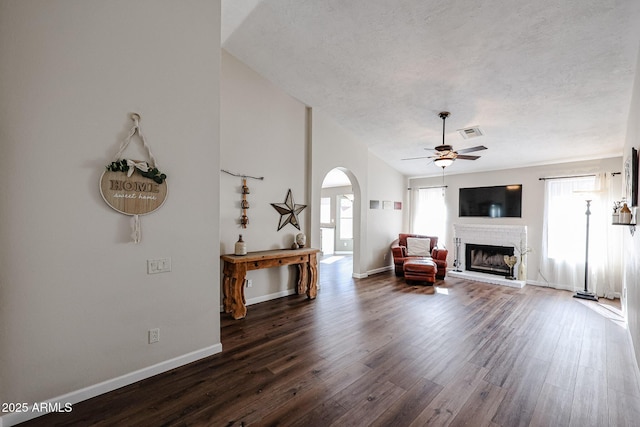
[246,279,253,288]
[149,328,160,344]
[147,258,171,274]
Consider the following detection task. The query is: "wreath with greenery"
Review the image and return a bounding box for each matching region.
[106,159,167,184]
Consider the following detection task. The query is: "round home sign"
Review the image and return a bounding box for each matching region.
[100,113,168,243]
[100,161,168,215]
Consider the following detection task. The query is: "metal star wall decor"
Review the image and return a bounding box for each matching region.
[271,189,307,231]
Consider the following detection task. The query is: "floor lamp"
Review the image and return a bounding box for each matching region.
[573,198,598,301]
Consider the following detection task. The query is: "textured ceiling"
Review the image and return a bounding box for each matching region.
[222,0,640,178]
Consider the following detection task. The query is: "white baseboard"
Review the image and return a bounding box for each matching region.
[218,288,298,312]
[367,265,393,276]
[352,272,368,279]
[0,344,222,427]
[526,279,570,290]
[246,289,297,306]
[527,280,622,299]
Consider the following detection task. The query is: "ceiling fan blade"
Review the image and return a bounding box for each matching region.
[456,154,481,160]
[401,155,432,161]
[456,145,487,154]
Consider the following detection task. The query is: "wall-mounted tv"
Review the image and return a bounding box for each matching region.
[459,184,522,218]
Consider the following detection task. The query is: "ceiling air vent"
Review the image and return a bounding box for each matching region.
[458,126,483,139]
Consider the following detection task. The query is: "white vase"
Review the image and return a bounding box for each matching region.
[518,260,527,281]
[234,234,247,256]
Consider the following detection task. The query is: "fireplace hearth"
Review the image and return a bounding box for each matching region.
[465,244,514,277]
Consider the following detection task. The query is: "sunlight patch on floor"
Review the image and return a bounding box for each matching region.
[576,298,626,328]
[435,287,449,295]
[320,256,344,264]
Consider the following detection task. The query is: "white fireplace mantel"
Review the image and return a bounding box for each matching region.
[450,223,528,288]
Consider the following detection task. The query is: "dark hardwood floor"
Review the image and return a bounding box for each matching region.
[19,255,640,426]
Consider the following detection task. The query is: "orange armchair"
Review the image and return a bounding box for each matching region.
[391,233,448,279]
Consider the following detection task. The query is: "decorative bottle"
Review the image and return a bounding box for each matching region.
[620,203,632,224]
[235,234,247,256]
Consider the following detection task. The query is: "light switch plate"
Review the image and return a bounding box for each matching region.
[147,258,171,274]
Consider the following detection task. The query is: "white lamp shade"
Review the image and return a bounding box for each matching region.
[434,158,454,168]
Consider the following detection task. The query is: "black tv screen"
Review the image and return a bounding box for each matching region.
[459,185,522,218]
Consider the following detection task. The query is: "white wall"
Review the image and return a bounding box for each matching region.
[623,41,640,368]
[0,1,221,424]
[220,50,308,302]
[367,152,406,273]
[222,50,406,285]
[310,111,372,276]
[409,157,622,288]
[311,114,406,277]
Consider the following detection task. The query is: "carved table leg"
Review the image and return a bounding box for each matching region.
[229,263,247,319]
[297,261,309,295]
[222,262,234,313]
[307,252,318,299]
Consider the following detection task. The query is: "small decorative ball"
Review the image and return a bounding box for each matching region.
[295,233,306,248]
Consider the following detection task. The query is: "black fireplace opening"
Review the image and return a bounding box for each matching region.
[465,244,515,277]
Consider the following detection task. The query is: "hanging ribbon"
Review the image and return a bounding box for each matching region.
[125,159,150,177]
[131,215,141,244]
[113,113,160,170]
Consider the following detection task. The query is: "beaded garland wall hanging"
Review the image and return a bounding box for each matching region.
[100,113,168,243]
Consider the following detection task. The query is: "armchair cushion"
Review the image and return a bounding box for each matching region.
[397,233,438,250]
[406,237,431,256]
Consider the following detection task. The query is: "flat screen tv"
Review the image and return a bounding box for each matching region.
[459,185,522,218]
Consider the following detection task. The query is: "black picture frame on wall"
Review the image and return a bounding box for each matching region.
[625,147,638,207]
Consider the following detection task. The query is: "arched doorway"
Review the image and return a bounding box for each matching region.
[320,168,361,278]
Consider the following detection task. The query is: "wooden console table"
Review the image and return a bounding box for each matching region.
[221,248,319,319]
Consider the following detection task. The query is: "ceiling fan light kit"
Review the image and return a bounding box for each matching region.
[434,157,454,168]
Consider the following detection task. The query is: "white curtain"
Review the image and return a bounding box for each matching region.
[411,187,447,242]
[539,174,622,297]
[592,173,623,298]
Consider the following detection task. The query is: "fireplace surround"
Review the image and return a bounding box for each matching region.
[450,224,527,288]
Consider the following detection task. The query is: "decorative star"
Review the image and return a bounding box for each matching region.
[271,189,307,231]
